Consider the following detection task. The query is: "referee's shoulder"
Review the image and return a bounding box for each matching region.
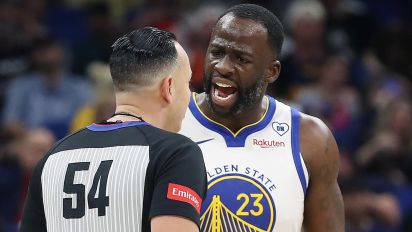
[141,125,198,147]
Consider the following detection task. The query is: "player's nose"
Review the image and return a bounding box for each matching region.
[214,55,234,78]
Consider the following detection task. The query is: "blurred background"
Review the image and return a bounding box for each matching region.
[0,0,411,231]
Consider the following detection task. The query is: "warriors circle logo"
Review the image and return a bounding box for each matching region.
[200,174,276,232]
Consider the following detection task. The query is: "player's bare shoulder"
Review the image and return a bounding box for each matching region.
[299,112,340,178]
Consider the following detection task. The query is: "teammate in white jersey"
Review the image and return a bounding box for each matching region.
[179,4,344,232]
[21,27,207,232]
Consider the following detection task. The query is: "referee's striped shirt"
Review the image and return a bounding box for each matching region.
[20,121,207,232]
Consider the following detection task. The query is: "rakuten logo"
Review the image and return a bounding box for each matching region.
[167,183,202,213]
[253,139,285,148]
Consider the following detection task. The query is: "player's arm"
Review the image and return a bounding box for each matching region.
[300,114,344,232]
[151,215,199,232]
[149,137,207,232]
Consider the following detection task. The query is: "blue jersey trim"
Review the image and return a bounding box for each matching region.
[291,108,307,196]
[188,94,276,147]
[87,121,150,131]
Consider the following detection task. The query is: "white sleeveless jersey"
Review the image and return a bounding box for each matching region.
[179,93,309,232]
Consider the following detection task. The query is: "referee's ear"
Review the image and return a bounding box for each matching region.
[160,76,173,105]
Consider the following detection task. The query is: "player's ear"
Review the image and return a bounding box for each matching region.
[264,60,281,83]
[160,76,173,104]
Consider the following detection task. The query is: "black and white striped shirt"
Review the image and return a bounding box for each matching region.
[21,121,207,232]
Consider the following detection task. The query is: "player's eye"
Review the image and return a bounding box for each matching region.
[237,56,249,64]
[210,49,224,58]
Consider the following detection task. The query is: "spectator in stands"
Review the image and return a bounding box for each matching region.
[14,128,55,222]
[0,138,20,232]
[296,54,362,154]
[342,179,402,232]
[357,98,412,172]
[174,3,226,92]
[267,0,329,99]
[0,0,48,111]
[0,128,55,231]
[70,62,115,132]
[353,98,412,232]
[2,36,92,139]
[71,2,119,76]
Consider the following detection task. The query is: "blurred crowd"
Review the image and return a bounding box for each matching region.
[0,0,411,231]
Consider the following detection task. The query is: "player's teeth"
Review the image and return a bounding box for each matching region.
[217,95,229,99]
[216,82,232,88]
[214,88,219,96]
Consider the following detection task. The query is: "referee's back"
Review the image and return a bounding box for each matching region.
[20,121,207,232]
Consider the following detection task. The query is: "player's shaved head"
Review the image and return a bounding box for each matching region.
[217,4,284,57]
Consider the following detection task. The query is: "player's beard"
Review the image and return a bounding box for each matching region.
[203,72,266,117]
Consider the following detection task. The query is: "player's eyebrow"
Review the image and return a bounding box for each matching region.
[210,40,254,58]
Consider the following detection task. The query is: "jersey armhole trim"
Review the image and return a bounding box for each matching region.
[291,108,307,196]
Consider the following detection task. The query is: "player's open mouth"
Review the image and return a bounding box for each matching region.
[210,78,238,108]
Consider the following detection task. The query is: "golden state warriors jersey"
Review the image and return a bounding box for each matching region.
[179,93,309,232]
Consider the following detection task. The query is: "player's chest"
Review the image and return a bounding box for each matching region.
[198,144,305,232]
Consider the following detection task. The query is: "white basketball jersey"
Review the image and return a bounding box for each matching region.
[180,93,309,232]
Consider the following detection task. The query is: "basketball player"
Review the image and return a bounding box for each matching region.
[179,4,344,232]
[20,27,207,232]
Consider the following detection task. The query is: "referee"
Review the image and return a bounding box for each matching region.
[20,27,207,232]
